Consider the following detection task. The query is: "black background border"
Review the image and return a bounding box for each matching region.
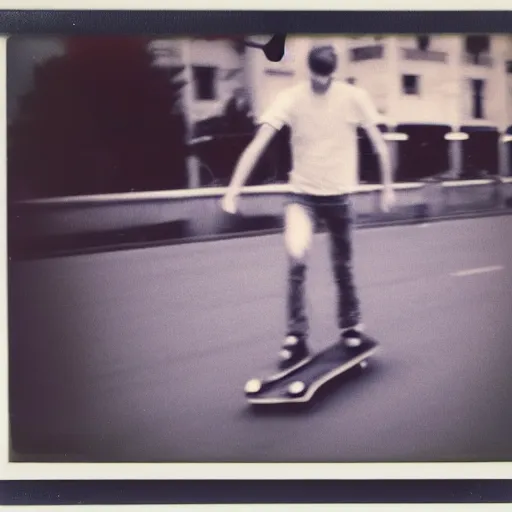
[0,479,511,505]
[0,10,512,35]
[1,8,512,506]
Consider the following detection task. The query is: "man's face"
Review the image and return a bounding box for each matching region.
[310,71,333,94]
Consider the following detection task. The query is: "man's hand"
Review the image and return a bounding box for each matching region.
[380,186,396,213]
[220,191,239,215]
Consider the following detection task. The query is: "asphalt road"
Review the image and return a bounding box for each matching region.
[8,215,512,463]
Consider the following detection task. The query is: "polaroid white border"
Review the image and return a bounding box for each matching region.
[1,1,512,484]
[0,0,510,10]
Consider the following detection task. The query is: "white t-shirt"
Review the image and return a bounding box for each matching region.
[258,80,381,195]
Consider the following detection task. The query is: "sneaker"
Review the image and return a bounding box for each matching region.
[341,325,364,348]
[278,334,309,370]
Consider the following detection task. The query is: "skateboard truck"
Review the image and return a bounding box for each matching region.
[244,336,379,405]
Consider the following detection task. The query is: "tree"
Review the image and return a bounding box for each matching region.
[8,36,188,200]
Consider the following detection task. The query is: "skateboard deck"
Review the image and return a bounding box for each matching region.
[244,336,378,405]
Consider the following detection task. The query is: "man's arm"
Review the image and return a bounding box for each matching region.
[356,89,393,188]
[365,122,393,188]
[355,88,395,211]
[225,123,278,197]
[222,88,294,213]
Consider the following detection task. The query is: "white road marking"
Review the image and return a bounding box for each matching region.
[451,265,504,277]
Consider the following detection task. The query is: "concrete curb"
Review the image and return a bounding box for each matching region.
[10,178,512,260]
[11,207,512,261]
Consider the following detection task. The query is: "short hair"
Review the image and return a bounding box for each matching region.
[308,44,338,76]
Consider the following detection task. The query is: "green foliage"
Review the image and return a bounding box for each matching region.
[8,37,188,200]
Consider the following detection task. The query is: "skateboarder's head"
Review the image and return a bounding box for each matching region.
[308,44,337,92]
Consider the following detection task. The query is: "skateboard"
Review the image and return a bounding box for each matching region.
[244,335,378,405]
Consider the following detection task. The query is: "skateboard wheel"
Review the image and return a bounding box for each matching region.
[244,379,262,395]
[360,360,369,370]
[288,380,306,397]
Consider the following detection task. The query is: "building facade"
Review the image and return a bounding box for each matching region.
[246,34,512,180]
[8,34,512,192]
[149,33,512,182]
[247,35,512,128]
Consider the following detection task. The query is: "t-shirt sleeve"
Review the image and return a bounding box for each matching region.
[354,87,381,128]
[257,89,295,131]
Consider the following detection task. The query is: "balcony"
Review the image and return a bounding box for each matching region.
[402,48,447,63]
[463,53,493,67]
[350,44,384,62]
[264,68,294,77]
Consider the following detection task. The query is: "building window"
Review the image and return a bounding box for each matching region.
[471,79,485,119]
[465,35,490,55]
[417,35,430,51]
[506,60,512,74]
[402,74,419,95]
[346,77,356,84]
[464,35,492,66]
[350,45,384,62]
[192,66,216,100]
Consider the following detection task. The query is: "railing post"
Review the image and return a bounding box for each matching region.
[383,131,408,182]
[373,186,382,213]
[500,134,512,177]
[496,135,512,210]
[493,176,506,210]
[186,155,201,189]
[422,178,445,219]
[445,131,468,179]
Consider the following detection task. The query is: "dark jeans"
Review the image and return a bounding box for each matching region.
[286,192,361,340]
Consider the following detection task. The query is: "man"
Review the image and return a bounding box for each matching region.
[221,43,395,370]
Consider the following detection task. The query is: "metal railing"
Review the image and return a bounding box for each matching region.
[16,181,426,206]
